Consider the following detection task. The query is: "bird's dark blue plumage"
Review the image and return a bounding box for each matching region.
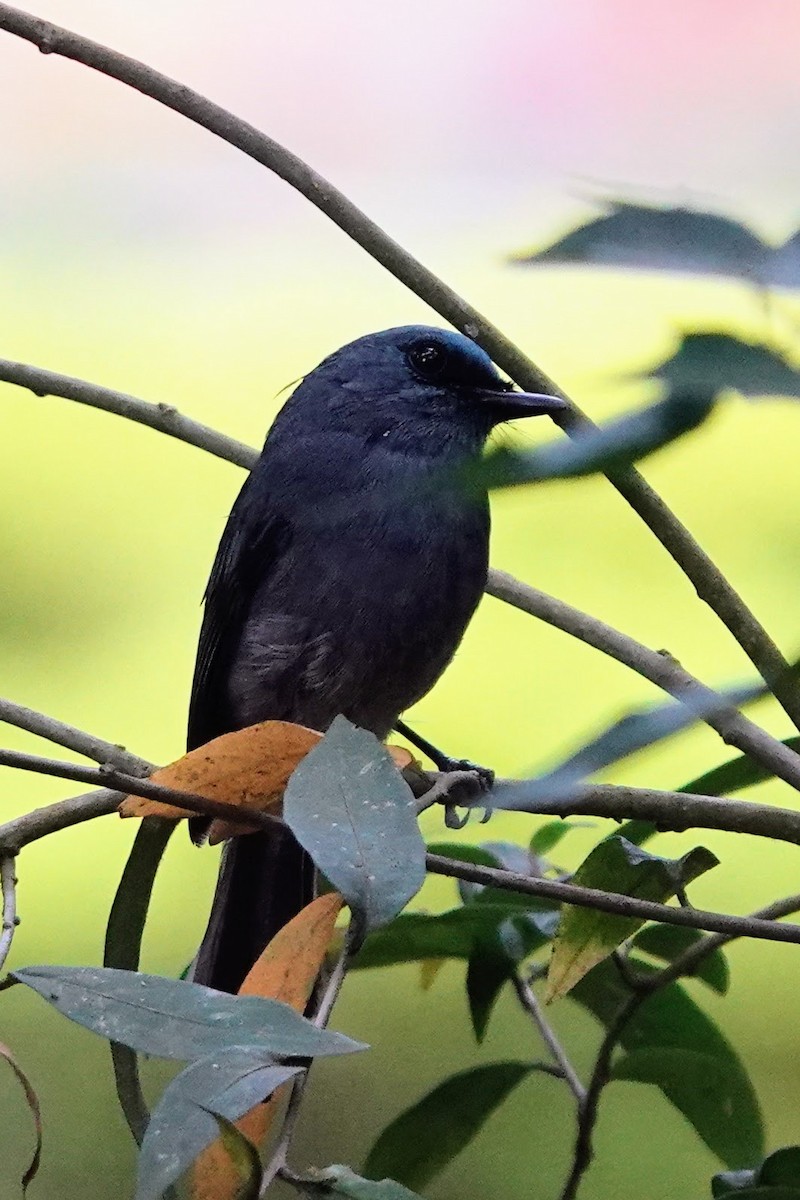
[189,325,564,991]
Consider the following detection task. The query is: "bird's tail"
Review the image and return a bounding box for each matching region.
[192,828,315,994]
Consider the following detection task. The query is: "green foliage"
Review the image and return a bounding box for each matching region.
[363,1062,533,1190]
[681,737,800,796]
[547,837,718,998]
[573,958,764,1166]
[136,1052,299,1200]
[713,1147,800,1197]
[631,925,729,994]
[11,965,365,1060]
[284,716,426,936]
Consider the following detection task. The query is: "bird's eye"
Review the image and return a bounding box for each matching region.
[408,341,449,380]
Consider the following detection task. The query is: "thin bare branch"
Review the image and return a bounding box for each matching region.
[494,780,800,846]
[1,1,798,730]
[512,972,586,1106]
[0,858,18,973]
[0,747,283,844]
[0,359,255,469]
[425,852,800,945]
[486,572,800,791]
[0,695,153,776]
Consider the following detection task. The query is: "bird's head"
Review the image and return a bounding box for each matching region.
[276,326,566,458]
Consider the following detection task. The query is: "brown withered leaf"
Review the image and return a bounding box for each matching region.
[118,721,416,843]
[191,893,345,1200]
[118,720,322,823]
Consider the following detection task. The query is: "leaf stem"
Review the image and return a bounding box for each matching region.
[512,972,586,1107]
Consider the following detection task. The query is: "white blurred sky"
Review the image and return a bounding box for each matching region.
[2,0,800,244]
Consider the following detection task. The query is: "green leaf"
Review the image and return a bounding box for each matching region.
[426,841,506,905]
[510,201,769,283]
[632,925,729,994]
[300,1164,424,1198]
[466,941,513,1043]
[681,738,800,796]
[202,1111,262,1200]
[136,1046,298,1200]
[613,820,657,847]
[647,333,800,400]
[547,837,718,1000]
[530,821,593,856]
[284,716,426,937]
[482,386,715,488]
[363,1062,531,1191]
[572,958,763,1166]
[351,903,556,972]
[495,683,763,810]
[104,818,175,1146]
[760,1149,800,1187]
[12,965,366,1060]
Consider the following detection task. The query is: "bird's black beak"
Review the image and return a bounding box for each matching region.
[476,388,568,420]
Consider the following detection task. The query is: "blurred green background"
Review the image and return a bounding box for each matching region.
[2,2,800,1197]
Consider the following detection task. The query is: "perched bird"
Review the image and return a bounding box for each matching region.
[189,325,565,992]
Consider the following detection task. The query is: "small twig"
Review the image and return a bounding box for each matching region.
[558,889,800,1200]
[485,572,800,794]
[512,972,586,1107]
[425,852,800,945]
[0,746,283,839]
[0,695,153,776]
[261,923,354,1195]
[0,857,18,973]
[0,359,255,470]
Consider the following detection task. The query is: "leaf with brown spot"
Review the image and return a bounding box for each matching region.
[118,721,322,823]
[191,893,344,1200]
[118,722,416,844]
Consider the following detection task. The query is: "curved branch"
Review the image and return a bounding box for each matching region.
[0,359,255,470]
[425,853,800,945]
[496,780,800,846]
[0,2,798,732]
[0,858,18,972]
[486,572,800,793]
[0,695,153,776]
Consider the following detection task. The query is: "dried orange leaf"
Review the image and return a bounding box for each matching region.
[118,721,322,822]
[191,893,344,1200]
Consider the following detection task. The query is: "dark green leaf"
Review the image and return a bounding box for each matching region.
[136,1046,298,1200]
[680,738,800,796]
[466,940,514,1042]
[12,966,365,1060]
[104,818,174,1146]
[301,1164,424,1198]
[363,1062,531,1190]
[770,230,800,289]
[203,1111,262,1200]
[760,1148,800,1187]
[351,904,556,972]
[572,958,763,1166]
[494,682,763,808]
[712,1169,758,1196]
[510,201,769,282]
[285,716,426,936]
[613,820,657,847]
[647,334,800,400]
[482,387,715,488]
[425,841,505,905]
[632,925,729,994]
[530,821,593,856]
[547,837,718,999]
